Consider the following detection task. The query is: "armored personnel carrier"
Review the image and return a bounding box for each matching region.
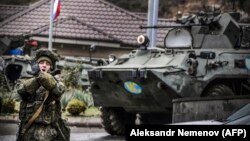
[0,37,38,91]
[88,11,250,135]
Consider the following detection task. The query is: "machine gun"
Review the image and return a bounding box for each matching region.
[139,11,246,49]
[140,10,222,29]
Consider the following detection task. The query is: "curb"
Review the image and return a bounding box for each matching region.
[0,115,19,124]
[65,116,102,127]
[0,115,102,128]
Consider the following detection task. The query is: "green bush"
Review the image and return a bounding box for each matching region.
[60,88,94,111]
[73,89,93,107]
[61,90,74,111]
[83,106,101,117]
[61,65,82,89]
[2,98,16,114]
[66,99,87,116]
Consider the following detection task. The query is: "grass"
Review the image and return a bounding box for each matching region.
[82,106,101,117]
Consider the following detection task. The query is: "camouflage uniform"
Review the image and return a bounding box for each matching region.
[16,49,70,141]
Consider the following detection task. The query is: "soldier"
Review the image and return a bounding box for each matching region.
[16,48,70,141]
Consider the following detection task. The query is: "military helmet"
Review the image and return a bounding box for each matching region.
[35,48,59,70]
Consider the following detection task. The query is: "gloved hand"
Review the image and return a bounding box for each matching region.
[37,72,57,90]
[18,78,40,95]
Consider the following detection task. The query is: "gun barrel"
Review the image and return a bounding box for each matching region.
[139,24,201,29]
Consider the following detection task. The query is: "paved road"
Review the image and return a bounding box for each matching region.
[0,123,125,141]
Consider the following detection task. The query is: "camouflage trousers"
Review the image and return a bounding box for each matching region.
[16,120,70,141]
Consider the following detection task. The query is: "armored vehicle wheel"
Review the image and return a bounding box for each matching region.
[203,84,234,97]
[100,107,136,136]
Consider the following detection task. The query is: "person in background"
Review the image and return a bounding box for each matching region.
[16,48,70,141]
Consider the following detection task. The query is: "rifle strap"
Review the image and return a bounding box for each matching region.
[20,91,49,136]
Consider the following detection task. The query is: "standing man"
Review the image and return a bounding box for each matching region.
[16,48,70,141]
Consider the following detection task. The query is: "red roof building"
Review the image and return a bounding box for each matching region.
[0,0,176,58]
[0,4,28,22]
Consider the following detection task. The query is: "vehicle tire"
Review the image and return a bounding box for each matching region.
[203,84,234,97]
[100,107,136,136]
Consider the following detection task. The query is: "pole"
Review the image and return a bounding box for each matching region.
[48,0,54,51]
[147,0,159,48]
[147,0,153,47]
[151,0,159,48]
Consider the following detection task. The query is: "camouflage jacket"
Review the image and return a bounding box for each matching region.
[16,74,65,124]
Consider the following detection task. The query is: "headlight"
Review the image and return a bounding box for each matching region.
[108,54,116,63]
[137,35,149,47]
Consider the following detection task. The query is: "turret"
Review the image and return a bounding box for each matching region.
[188,12,241,49]
[141,11,247,50]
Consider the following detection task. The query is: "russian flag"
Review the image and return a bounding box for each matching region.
[53,0,61,20]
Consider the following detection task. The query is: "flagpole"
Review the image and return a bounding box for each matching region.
[48,0,54,51]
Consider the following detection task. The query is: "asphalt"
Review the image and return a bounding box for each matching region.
[0,114,102,127]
